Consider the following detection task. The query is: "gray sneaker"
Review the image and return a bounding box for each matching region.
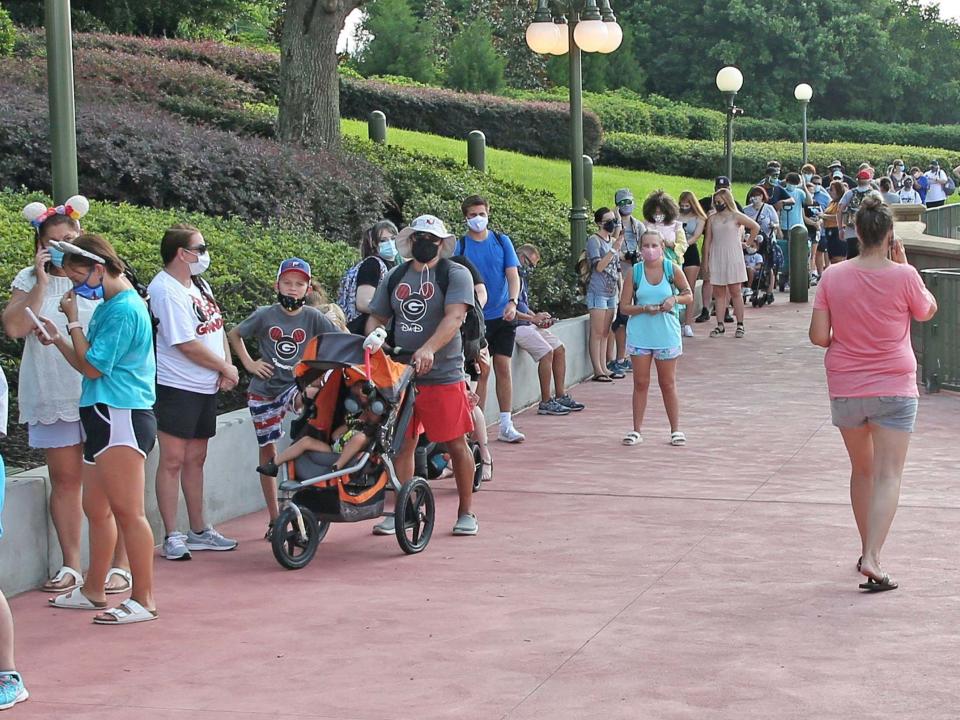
[556,394,585,412]
[538,399,571,416]
[452,513,478,536]
[163,532,192,561]
[186,526,238,551]
[372,516,395,535]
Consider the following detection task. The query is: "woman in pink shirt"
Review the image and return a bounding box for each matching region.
[809,195,937,593]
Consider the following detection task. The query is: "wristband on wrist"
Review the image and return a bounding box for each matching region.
[66,321,83,331]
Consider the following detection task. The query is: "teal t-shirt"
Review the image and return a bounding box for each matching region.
[80,289,157,410]
[626,260,682,350]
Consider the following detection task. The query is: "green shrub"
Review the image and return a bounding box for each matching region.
[0,6,16,57]
[0,82,386,245]
[340,78,603,159]
[444,19,505,94]
[0,188,356,469]
[346,138,579,316]
[737,117,960,154]
[600,132,960,182]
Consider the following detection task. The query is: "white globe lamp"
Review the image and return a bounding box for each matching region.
[549,24,570,55]
[525,22,560,55]
[794,83,813,102]
[598,21,622,53]
[574,19,608,53]
[715,66,744,94]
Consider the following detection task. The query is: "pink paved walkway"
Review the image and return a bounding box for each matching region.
[9,297,960,719]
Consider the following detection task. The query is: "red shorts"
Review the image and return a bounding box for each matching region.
[406,381,475,443]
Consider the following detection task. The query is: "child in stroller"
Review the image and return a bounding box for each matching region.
[749,231,782,307]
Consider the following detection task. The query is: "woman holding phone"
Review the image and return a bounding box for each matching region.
[2,200,131,598]
[39,235,159,624]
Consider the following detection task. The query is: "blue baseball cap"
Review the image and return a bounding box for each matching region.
[277,257,311,281]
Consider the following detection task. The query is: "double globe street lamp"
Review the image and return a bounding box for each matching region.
[526,0,622,264]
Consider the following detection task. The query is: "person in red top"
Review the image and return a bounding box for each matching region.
[809,195,937,593]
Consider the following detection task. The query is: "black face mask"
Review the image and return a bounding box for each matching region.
[715,202,727,212]
[412,237,440,263]
[277,292,306,311]
[602,219,618,233]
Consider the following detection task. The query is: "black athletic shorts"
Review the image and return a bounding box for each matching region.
[846,234,860,260]
[79,405,157,465]
[683,243,701,268]
[611,309,628,331]
[485,318,517,358]
[155,384,218,440]
[825,228,846,259]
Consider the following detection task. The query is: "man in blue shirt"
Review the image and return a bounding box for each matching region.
[456,195,524,443]
[809,175,831,280]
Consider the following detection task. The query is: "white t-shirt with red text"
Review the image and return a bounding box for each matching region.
[147,270,225,395]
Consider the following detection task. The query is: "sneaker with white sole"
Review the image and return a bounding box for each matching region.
[186,526,238,551]
[0,673,28,710]
[615,359,632,373]
[537,399,570,416]
[682,324,694,338]
[162,532,192,561]
[452,513,478,536]
[555,394,585,411]
[497,425,525,443]
[372,516,395,535]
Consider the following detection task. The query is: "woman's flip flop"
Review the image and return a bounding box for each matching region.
[622,431,642,446]
[670,431,686,446]
[859,574,898,592]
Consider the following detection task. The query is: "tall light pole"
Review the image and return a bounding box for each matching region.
[794,83,813,166]
[526,0,622,267]
[715,66,743,182]
[45,0,79,204]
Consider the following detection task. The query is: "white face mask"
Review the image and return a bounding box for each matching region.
[751,196,762,206]
[466,215,488,233]
[653,213,665,224]
[187,249,211,276]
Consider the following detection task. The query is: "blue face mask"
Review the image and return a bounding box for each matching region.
[73,267,104,301]
[48,246,65,268]
[378,239,397,260]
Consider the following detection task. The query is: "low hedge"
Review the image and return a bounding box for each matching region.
[0,189,356,469]
[737,117,960,154]
[346,137,579,316]
[601,132,960,181]
[340,78,603,159]
[0,82,386,245]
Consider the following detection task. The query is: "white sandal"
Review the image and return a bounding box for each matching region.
[105,567,133,595]
[622,431,642,446]
[670,431,687,446]
[40,565,82,593]
[93,599,158,626]
[49,586,107,610]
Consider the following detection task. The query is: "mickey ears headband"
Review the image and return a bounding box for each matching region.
[48,239,106,264]
[22,195,90,229]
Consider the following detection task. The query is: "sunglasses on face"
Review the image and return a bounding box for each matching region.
[413,232,441,243]
[186,244,208,255]
[615,198,633,206]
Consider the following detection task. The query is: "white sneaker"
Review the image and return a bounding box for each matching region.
[497,425,525,443]
[162,532,192,561]
[186,526,238,551]
[682,324,694,338]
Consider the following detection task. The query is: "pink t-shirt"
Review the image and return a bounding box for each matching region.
[814,261,934,398]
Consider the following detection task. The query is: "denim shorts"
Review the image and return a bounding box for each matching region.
[626,345,682,361]
[586,291,618,311]
[830,396,918,432]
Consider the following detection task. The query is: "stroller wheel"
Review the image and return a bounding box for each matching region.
[395,477,435,555]
[272,505,325,570]
[471,442,483,493]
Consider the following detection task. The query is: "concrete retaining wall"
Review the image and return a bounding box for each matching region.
[1,315,594,596]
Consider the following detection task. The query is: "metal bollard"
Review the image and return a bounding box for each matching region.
[467,130,486,172]
[582,155,594,208]
[788,225,809,303]
[368,111,387,144]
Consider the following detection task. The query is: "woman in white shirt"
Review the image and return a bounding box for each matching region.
[923,161,948,208]
[1,200,131,595]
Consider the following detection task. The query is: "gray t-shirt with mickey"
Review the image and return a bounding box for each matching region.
[369,260,474,386]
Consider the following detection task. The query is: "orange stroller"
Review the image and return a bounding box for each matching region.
[271,332,435,569]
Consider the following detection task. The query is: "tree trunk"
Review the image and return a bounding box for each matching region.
[278,0,359,150]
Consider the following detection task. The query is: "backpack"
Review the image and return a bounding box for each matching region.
[337,256,387,324]
[575,249,591,295]
[843,189,870,226]
[946,174,957,197]
[385,258,486,366]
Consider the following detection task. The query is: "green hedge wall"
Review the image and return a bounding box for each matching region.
[0,189,356,469]
[340,78,603,159]
[736,117,960,155]
[601,133,960,181]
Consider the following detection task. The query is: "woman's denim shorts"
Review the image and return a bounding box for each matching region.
[586,291,618,310]
[830,396,918,433]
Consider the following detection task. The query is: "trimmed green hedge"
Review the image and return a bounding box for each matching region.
[0,7,15,57]
[737,117,960,155]
[0,189,356,469]
[340,78,603,159]
[601,133,960,181]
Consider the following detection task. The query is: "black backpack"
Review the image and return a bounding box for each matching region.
[385,258,486,366]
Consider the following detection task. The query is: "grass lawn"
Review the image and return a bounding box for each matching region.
[342,119,754,207]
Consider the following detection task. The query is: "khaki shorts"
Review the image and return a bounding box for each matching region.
[515,324,563,362]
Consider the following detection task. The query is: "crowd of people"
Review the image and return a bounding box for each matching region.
[0,161,942,708]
